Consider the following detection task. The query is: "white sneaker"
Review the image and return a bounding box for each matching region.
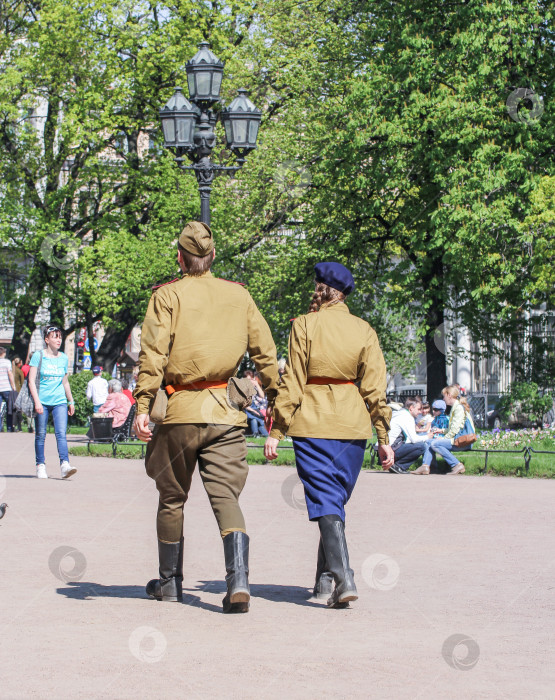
[60,461,77,479]
[36,464,48,479]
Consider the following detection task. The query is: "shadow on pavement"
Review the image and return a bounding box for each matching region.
[57,580,323,611]
[57,582,147,600]
[1,475,37,479]
[189,581,322,608]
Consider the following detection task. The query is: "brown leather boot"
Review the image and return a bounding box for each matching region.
[412,464,430,475]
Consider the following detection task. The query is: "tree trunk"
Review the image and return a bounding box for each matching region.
[50,271,68,351]
[425,303,447,403]
[95,308,138,374]
[9,262,48,360]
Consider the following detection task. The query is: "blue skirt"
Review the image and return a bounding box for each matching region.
[292,437,367,521]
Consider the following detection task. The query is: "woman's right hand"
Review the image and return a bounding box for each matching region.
[35,401,43,414]
[264,437,279,461]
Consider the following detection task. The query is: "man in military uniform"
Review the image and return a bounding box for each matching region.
[134,221,279,613]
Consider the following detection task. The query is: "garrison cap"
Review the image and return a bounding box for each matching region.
[178,221,214,256]
[314,262,355,296]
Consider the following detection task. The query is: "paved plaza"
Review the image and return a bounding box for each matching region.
[1,432,554,698]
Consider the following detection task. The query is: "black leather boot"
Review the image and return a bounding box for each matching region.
[222,531,250,613]
[312,537,334,599]
[146,539,183,602]
[318,515,358,608]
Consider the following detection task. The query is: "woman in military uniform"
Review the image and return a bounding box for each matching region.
[264,262,394,608]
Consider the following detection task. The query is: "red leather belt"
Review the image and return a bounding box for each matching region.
[166,381,227,395]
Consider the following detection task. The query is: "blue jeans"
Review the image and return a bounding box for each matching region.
[422,439,436,466]
[247,414,268,437]
[35,403,69,465]
[430,438,468,469]
[0,391,14,431]
[392,442,426,471]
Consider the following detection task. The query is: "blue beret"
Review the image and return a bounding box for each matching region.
[314,262,355,296]
[432,399,446,410]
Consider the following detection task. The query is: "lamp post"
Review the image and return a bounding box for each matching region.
[159,42,261,226]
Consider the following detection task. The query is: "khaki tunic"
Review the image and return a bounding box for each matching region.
[134,271,278,426]
[270,302,391,443]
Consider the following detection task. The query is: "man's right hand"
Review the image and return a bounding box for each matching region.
[134,413,153,442]
[378,444,395,469]
[35,401,43,414]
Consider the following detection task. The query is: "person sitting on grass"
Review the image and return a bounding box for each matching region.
[430,399,449,434]
[415,402,433,433]
[384,397,433,473]
[244,373,269,437]
[413,386,475,475]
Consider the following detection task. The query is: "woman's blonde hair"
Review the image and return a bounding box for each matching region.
[308,282,345,313]
[442,384,471,413]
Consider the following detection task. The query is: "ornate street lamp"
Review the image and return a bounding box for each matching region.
[221,89,262,162]
[159,43,261,225]
[159,88,198,149]
[185,42,224,105]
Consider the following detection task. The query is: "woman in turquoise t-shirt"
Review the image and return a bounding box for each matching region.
[28,326,77,480]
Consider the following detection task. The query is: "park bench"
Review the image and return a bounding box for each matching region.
[87,404,145,457]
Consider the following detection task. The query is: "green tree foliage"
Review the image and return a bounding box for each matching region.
[497,382,552,425]
[279,0,554,399]
[0,0,258,367]
[520,176,555,306]
[208,0,428,373]
[1,0,553,392]
[208,0,554,392]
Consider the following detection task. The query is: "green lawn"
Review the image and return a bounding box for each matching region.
[451,448,554,478]
[69,432,555,478]
[62,425,89,435]
[16,424,89,435]
[69,442,147,459]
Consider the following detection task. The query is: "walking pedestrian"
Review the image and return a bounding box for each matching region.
[28,326,77,479]
[264,262,394,607]
[12,357,24,391]
[12,357,24,432]
[133,221,279,612]
[20,359,33,432]
[0,347,16,432]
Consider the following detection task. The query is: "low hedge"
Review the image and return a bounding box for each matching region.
[68,370,112,425]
